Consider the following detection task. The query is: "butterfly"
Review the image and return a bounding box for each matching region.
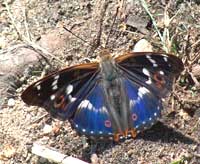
[21,49,183,142]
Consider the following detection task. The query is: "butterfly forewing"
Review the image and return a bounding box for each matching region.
[21,63,99,119]
[116,52,184,97]
[22,63,98,105]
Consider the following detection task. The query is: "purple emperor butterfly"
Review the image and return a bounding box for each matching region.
[21,49,183,141]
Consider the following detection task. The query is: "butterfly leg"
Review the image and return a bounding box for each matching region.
[114,133,121,142]
[129,129,137,138]
[113,128,137,142]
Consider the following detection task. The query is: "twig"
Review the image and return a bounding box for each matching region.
[21,0,31,41]
[105,6,119,47]
[191,52,200,65]
[30,113,48,124]
[95,0,110,48]
[191,38,200,50]
[87,0,110,55]
[180,98,200,104]
[4,1,23,40]
[26,41,66,66]
[63,26,92,47]
[190,39,200,65]
[140,0,181,53]
[188,71,200,87]
[0,44,28,55]
[171,80,176,112]
[31,143,89,164]
[192,152,200,158]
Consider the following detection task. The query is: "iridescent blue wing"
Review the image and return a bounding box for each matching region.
[71,82,114,140]
[116,52,183,132]
[70,76,162,141]
[21,63,99,119]
[69,75,161,141]
[124,79,162,132]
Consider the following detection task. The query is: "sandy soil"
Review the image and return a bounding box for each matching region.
[0,0,200,163]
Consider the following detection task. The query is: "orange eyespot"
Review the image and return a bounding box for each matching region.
[153,72,165,89]
[54,95,65,109]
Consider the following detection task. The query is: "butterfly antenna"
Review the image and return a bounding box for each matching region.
[104,6,119,48]
[63,26,94,47]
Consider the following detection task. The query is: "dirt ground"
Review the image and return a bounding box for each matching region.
[0,0,200,164]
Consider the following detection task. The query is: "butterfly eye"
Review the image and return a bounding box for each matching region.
[153,71,166,89]
[54,95,65,109]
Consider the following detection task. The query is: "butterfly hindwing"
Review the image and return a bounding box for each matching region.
[124,79,162,131]
[71,82,113,139]
[71,77,163,140]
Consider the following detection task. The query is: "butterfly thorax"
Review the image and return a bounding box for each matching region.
[99,49,118,80]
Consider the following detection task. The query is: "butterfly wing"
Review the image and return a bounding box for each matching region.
[116,52,183,97]
[124,79,162,132]
[116,52,183,132]
[70,82,114,139]
[21,63,99,119]
[71,77,162,140]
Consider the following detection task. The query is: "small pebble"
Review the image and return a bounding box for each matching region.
[7,98,15,107]
[133,39,153,52]
[39,157,48,163]
[91,153,99,164]
[43,124,53,134]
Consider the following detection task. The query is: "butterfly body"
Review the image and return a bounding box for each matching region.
[21,50,183,141]
[97,50,136,140]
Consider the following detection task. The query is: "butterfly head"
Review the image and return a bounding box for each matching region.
[99,49,112,61]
